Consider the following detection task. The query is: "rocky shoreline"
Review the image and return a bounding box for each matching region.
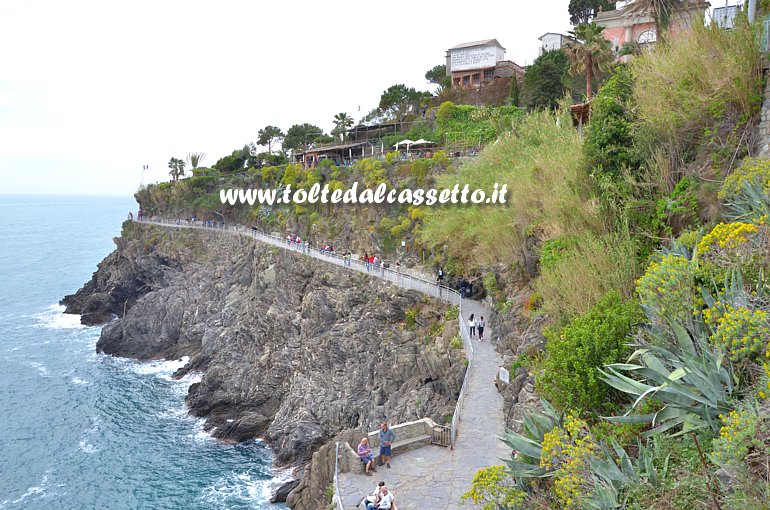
[62,222,465,507]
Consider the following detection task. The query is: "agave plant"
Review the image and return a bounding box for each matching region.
[502,399,563,479]
[723,179,770,223]
[599,320,737,437]
[584,437,668,509]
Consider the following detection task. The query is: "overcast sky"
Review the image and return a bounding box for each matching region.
[1,0,576,195]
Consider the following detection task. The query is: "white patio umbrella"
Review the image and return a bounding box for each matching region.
[411,139,435,146]
[393,139,415,150]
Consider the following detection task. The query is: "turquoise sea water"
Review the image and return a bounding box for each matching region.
[0,195,284,509]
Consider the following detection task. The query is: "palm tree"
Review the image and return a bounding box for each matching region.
[168,157,186,182]
[332,112,354,140]
[623,0,685,37]
[564,22,614,101]
[186,152,206,170]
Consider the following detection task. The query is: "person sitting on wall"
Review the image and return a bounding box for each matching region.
[357,437,376,476]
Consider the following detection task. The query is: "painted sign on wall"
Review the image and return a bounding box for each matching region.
[450,46,498,72]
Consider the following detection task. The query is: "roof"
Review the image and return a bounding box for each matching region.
[538,32,568,40]
[448,38,505,51]
[295,141,367,155]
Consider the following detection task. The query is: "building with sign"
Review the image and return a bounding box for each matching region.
[445,39,523,87]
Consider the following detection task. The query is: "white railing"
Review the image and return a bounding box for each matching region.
[134,217,476,505]
[334,442,344,510]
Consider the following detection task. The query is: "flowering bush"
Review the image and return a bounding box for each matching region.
[636,254,697,326]
[719,157,770,202]
[711,407,757,467]
[704,302,770,361]
[540,413,597,510]
[461,465,526,510]
[697,221,758,258]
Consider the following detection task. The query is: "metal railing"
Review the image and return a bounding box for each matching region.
[334,442,344,510]
[134,217,476,506]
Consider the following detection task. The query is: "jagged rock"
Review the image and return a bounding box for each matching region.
[271,479,300,503]
[64,223,464,486]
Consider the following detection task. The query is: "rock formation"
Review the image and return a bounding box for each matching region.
[63,222,465,507]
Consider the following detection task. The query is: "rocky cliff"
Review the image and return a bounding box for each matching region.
[62,222,465,507]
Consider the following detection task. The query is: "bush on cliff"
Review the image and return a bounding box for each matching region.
[536,290,642,415]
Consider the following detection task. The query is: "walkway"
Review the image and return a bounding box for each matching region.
[134,218,506,509]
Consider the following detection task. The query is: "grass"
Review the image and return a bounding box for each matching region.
[420,108,603,271]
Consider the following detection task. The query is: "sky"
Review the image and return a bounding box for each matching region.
[0,0,741,196]
[0,0,582,195]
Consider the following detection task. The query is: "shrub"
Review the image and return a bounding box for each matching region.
[583,65,641,178]
[538,235,579,272]
[635,253,697,327]
[711,406,758,467]
[537,291,641,414]
[450,335,463,350]
[404,308,419,330]
[720,157,770,202]
[703,303,770,361]
[461,465,526,510]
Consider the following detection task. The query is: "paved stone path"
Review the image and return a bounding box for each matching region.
[135,218,507,510]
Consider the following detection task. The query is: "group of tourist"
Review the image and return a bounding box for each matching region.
[357,423,398,509]
[468,313,485,341]
[362,252,388,276]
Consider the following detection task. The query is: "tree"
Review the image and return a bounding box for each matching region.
[283,123,325,152]
[378,84,429,128]
[186,152,206,170]
[257,125,285,153]
[167,157,186,181]
[564,22,613,100]
[522,49,570,110]
[624,0,685,36]
[425,64,450,88]
[568,0,616,25]
[331,112,354,140]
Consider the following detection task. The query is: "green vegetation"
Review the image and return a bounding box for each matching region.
[537,291,641,414]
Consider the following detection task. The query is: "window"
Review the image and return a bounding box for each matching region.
[637,30,657,44]
[472,73,480,84]
[483,69,494,81]
[462,75,470,85]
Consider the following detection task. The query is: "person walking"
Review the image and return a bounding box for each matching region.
[468,313,475,338]
[477,316,485,341]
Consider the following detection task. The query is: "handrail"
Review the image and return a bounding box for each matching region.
[334,442,344,510]
[133,217,476,506]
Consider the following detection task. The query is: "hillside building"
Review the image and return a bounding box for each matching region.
[538,33,571,55]
[594,1,711,53]
[445,39,523,87]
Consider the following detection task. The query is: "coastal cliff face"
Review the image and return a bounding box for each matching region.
[62,222,464,501]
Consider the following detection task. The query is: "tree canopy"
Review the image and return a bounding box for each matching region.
[167,157,186,181]
[522,49,570,110]
[283,123,326,151]
[378,84,429,124]
[425,64,449,87]
[568,0,616,25]
[257,125,285,153]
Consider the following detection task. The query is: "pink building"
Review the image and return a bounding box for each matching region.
[594,1,711,53]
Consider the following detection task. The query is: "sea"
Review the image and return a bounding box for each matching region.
[0,195,287,510]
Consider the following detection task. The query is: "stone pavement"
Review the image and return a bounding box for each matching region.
[135,218,507,509]
[338,298,507,510]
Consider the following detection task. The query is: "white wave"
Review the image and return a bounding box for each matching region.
[0,474,48,508]
[132,356,190,378]
[198,470,273,508]
[30,304,87,330]
[27,361,49,377]
[78,440,98,454]
[71,377,89,385]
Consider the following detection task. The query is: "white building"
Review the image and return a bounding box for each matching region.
[445,39,523,87]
